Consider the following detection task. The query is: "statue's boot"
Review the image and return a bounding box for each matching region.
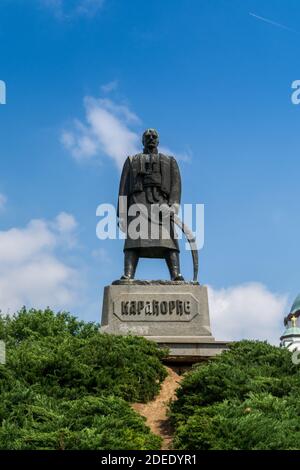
[165,250,184,281]
[121,249,139,280]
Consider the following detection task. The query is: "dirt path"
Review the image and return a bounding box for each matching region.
[132,367,183,450]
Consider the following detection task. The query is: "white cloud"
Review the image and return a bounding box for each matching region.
[62,97,140,168]
[101,80,119,94]
[62,95,191,169]
[61,120,99,161]
[208,283,288,345]
[0,194,7,211]
[54,212,77,233]
[0,213,81,314]
[52,212,78,248]
[159,146,192,163]
[41,0,104,19]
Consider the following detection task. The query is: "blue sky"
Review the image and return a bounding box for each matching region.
[0,0,300,342]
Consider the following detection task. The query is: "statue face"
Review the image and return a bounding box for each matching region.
[143,129,159,151]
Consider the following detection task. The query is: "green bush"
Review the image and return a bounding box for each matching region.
[173,393,300,450]
[0,307,167,450]
[1,307,167,402]
[170,340,300,450]
[0,307,98,343]
[0,387,161,450]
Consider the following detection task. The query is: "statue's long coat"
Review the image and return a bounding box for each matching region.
[118,153,181,258]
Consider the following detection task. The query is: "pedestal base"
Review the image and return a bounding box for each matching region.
[100,281,229,362]
[145,336,228,363]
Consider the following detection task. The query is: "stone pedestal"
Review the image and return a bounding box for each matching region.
[100,281,228,362]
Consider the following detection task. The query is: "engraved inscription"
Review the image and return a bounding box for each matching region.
[113,293,199,322]
[121,300,191,316]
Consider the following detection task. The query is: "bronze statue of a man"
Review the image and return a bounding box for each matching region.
[118,129,184,281]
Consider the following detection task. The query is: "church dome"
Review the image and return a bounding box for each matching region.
[290,294,300,315]
[281,326,300,339]
[280,295,300,350]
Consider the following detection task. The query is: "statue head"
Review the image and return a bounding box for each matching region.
[142,128,159,153]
